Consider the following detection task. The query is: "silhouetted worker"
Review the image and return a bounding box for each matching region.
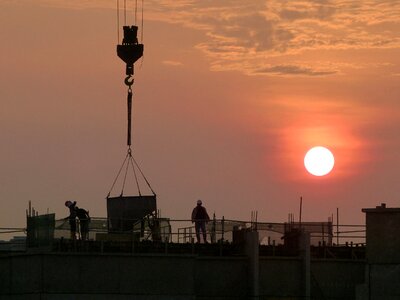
[76,207,91,241]
[65,200,77,240]
[191,199,210,243]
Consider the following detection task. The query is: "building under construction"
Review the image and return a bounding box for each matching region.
[1,3,400,300]
[1,203,400,300]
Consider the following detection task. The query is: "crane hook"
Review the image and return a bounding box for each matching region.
[125,75,134,87]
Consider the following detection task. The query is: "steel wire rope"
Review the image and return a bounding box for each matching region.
[139,0,145,68]
[120,152,131,196]
[124,0,127,25]
[124,86,144,197]
[135,0,138,25]
[132,0,144,66]
[128,153,142,195]
[131,155,156,195]
[116,0,120,43]
[107,151,130,197]
[141,0,144,42]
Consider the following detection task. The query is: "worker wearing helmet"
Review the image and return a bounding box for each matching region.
[191,199,210,243]
[65,200,77,240]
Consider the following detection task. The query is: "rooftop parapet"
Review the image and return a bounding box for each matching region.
[362,203,400,263]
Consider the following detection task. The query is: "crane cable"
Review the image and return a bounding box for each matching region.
[116,0,120,43]
[124,0,127,25]
[117,0,144,42]
[107,147,156,197]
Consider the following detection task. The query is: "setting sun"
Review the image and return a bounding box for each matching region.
[304,146,335,176]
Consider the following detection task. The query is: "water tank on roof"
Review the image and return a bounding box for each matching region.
[107,195,156,232]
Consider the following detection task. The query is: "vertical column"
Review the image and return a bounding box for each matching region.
[300,231,311,300]
[245,231,259,300]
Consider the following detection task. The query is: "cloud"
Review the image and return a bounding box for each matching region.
[20,0,400,76]
[147,0,400,76]
[253,64,338,77]
[162,60,183,67]
[13,0,113,10]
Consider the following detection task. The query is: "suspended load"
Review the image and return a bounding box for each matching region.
[106,148,157,233]
[107,195,156,232]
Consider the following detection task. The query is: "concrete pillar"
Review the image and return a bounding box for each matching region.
[361,204,400,299]
[300,231,311,300]
[362,204,400,264]
[245,231,259,300]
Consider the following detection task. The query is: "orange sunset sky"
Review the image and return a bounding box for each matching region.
[1,0,400,229]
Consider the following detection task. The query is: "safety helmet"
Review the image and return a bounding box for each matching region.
[197,199,202,205]
[65,200,72,207]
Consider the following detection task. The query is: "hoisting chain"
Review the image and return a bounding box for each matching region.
[125,75,134,147]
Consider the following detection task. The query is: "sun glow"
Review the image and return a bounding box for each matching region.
[304,146,335,176]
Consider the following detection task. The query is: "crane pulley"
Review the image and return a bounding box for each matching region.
[117,26,144,77]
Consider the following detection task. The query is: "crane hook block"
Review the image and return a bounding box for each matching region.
[117,26,144,76]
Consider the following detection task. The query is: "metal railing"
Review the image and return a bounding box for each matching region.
[51,218,366,246]
[1,219,366,251]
